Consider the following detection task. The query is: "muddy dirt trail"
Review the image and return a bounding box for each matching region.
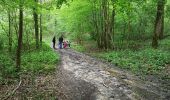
[55,49,169,100]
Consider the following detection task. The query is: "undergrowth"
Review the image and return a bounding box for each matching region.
[96,37,170,76]
[21,43,59,74]
[0,53,16,84]
[0,43,59,84]
[97,48,170,75]
[72,36,170,76]
[72,44,86,52]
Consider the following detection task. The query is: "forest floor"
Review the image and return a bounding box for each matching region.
[0,72,58,100]
[0,48,169,100]
[55,48,169,100]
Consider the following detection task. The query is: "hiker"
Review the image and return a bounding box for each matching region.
[63,41,67,48]
[52,36,56,49]
[59,35,63,49]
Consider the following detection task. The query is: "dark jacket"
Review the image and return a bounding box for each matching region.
[59,36,63,43]
[52,36,56,43]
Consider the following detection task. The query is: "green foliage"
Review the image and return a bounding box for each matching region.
[159,37,170,51]
[56,0,93,41]
[72,44,86,52]
[0,0,169,85]
[0,53,16,84]
[21,43,59,74]
[97,48,170,75]
[0,37,4,50]
[54,0,170,46]
[0,43,59,84]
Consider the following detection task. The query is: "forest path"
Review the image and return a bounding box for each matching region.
[55,49,168,100]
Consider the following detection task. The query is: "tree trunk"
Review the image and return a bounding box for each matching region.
[92,0,101,48]
[111,4,115,42]
[108,1,115,49]
[152,0,165,48]
[40,14,42,45]
[103,0,107,49]
[40,0,42,46]
[16,0,23,72]
[158,0,165,39]
[99,0,103,48]
[13,10,19,40]
[8,11,12,52]
[33,0,39,49]
[91,0,113,50]
[101,0,112,50]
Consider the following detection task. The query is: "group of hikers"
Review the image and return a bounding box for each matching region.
[52,35,70,49]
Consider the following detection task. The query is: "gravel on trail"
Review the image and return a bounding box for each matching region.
[55,49,169,100]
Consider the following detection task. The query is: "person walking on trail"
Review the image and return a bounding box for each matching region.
[63,41,68,48]
[59,35,63,49]
[52,36,56,49]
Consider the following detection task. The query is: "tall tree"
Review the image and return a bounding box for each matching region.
[16,0,23,72]
[152,0,165,48]
[158,0,165,39]
[12,10,19,40]
[33,0,39,49]
[40,0,43,45]
[8,10,12,52]
[101,0,113,49]
[110,0,116,47]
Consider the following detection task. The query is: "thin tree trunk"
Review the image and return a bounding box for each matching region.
[33,0,39,49]
[127,2,131,40]
[111,4,115,42]
[108,0,113,49]
[8,11,12,52]
[102,0,106,49]
[40,0,42,46]
[106,0,110,49]
[99,0,104,48]
[13,10,19,40]
[25,21,30,50]
[16,0,23,72]
[40,14,42,45]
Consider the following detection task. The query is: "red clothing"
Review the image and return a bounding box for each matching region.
[63,42,67,48]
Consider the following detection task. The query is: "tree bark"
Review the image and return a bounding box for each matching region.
[111,3,115,42]
[33,0,39,49]
[16,0,23,72]
[152,0,165,48]
[12,10,19,40]
[101,0,112,50]
[158,0,165,39]
[40,14,42,45]
[91,0,113,49]
[40,0,42,46]
[8,10,12,52]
